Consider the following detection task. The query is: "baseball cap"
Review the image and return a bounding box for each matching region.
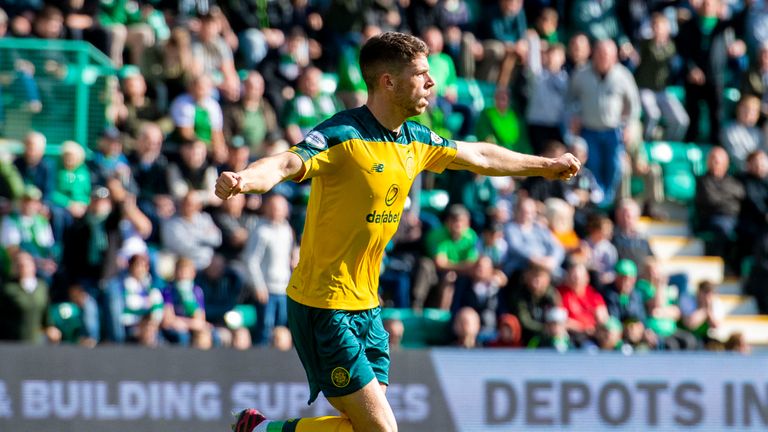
[21,185,42,201]
[615,259,637,278]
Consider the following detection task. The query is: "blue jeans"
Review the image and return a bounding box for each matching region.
[581,127,624,205]
[258,294,288,345]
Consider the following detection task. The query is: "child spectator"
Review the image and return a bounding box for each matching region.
[683,281,724,346]
[161,257,214,349]
[585,214,619,288]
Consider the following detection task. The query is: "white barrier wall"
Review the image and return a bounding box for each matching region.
[1,344,767,431]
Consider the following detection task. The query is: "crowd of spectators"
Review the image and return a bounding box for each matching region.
[0,0,766,355]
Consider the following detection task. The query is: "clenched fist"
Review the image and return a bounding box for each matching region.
[215,171,243,200]
[545,153,581,181]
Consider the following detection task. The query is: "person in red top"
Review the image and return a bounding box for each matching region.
[557,258,609,347]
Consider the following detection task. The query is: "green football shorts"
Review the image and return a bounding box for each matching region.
[287,297,390,404]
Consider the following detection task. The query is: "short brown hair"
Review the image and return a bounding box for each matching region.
[359,32,428,91]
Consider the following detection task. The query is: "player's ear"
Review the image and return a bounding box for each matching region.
[381,73,395,91]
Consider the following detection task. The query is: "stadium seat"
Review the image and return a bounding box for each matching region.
[381,308,452,347]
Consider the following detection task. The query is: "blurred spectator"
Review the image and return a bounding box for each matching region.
[259,28,316,114]
[604,259,647,323]
[533,7,563,44]
[213,193,259,261]
[169,74,227,163]
[694,147,744,265]
[612,198,654,268]
[683,280,724,346]
[192,11,240,101]
[160,191,222,271]
[507,264,560,345]
[477,0,528,85]
[527,306,572,351]
[383,318,405,351]
[416,204,479,310]
[544,197,580,253]
[745,229,768,313]
[737,150,768,266]
[271,325,294,352]
[423,26,476,139]
[222,71,278,156]
[740,42,768,121]
[283,66,342,145]
[745,1,768,56]
[166,138,220,206]
[635,13,690,142]
[568,138,604,228]
[478,222,508,267]
[160,257,214,349]
[0,148,24,212]
[50,141,91,240]
[196,254,251,350]
[452,255,507,340]
[218,0,286,70]
[0,252,60,344]
[636,258,698,350]
[143,27,201,105]
[566,39,641,205]
[128,122,174,236]
[565,32,591,73]
[97,0,156,67]
[502,196,565,276]
[104,254,163,346]
[725,331,751,354]
[486,313,523,347]
[88,127,133,188]
[474,87,528,153]
[242,194,295,344]
[115,67,165,138]
[13,131,54,200]
[557,259,608,347]
[337,25,380,109]
[525,37,568,153]
[594,316,624,351]
[622,317,655,353]
[453,306,481,348]
[0,186,57,279]
[520,140,575,203]
[721,95,765,171]
[568,0,633,55]
[585,213,618,288]
[677,0,747,144]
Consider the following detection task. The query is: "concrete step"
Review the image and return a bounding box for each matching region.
[716,294,759,315]
[638,217,690,237]
[659,256,724,290]
[711,315,768,345]
[716,277,743,295]
[649,235,705,260]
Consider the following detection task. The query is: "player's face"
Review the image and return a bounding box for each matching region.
[393,55,435,117]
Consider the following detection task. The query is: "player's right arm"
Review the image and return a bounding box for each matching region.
[215,151,304,199]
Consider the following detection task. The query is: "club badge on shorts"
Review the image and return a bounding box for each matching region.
[331,367,351,388]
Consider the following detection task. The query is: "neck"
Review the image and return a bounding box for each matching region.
[366,94,406,132]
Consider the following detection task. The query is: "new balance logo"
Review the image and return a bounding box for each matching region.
[371,163,385,173]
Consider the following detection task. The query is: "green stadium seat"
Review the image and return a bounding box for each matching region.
[381,308,452,348]
[662,161,697,203]
[420,189,450,213]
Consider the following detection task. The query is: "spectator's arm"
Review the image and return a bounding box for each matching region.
[526,31,543,76]
[622,70,642,122]
[199,213,223,248]
[243,230,270,297]
[0,160,24,200]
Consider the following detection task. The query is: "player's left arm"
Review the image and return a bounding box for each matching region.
[447,140,581,180]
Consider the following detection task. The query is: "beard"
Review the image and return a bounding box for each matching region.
[393,88,429,118]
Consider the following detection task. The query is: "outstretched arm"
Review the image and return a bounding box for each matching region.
[215,151,304,199]
[447,141,581,180]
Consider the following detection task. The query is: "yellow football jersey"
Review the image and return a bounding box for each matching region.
[286,106,457,310]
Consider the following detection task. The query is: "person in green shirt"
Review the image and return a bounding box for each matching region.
[683,281,724,346]
[423,27,476,139]
[0,252,61,344]
[417,204,480,309]
[475,87,530,153]
[222,71,278,156]
[50,141,91,242]
[283,66,343,145]
[98,0,159,67]
[636,258,698,350]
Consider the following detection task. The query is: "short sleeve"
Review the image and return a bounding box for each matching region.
[419,129,457,174]
[170,97,194,127]
[288,130,346,181]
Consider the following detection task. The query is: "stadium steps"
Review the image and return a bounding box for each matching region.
[638,217,690,237]
[711,315,768,345]
[716,276,743,295]
[717,294,759,315]
[658,256,724,289]
[649,236,705,260]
